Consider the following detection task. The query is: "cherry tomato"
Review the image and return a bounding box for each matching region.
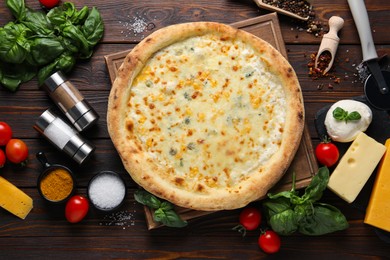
[315,141,339,167]
[5,139,29,164]
[38,0,60,9]
[0,149,6,168]
[258,230,281,254]
[65,195,89,223]
[239,207,262,231]
[0,122,12,146]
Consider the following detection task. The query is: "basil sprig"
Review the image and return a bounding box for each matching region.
[134,190,188,228]
[0,0,104,91]
[332,107,361,123]
[263,167,349,236]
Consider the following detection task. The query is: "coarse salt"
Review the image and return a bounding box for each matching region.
[88,172,126,211]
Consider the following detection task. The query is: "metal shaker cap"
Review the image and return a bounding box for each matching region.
[73,142,95,165]
[72,103,100,132]
[34,109,57,133]
[63,135,95,165]
[43,71,66,92]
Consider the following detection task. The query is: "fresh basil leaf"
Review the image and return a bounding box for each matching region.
[298,203,349,236]
[333,107,348,121]
[269,209,299,236]
[0,22,31,64]
[56,52,76,73]
[22,8,53,36]
[154,208,188,228]
[294,203,313,223]
[6,0,26,21]
[263,196,291,219]
[134,190,161,209]
[72,6,89,25]
[0,61,36,91]
[347,111,361,121]
[160,201,174,211]
[62,2,77,19]
[333,107,361,123]
[62,24,90,56]
[301,167,329,203]
[267,190,298,200]
[29,37,65,65]
[82,7,104,47]
[37,60,58,86]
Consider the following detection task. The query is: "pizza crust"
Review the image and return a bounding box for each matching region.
[107,22,304,211]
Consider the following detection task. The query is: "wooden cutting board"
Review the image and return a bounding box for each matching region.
[104,13,318,230]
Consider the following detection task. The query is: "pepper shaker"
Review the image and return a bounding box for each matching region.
[42,71,99,132]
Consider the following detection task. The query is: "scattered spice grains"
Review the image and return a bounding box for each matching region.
[263,0,324,37]
[99,209,136,230]
[263,0,312,18]
[307,52,341,89]
[119,13,156,38]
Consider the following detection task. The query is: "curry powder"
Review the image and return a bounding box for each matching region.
[40,168,73,201]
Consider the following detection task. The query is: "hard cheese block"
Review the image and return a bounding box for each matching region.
[364,138,390,232]
[328,132,386,203]
[0,176,33,219]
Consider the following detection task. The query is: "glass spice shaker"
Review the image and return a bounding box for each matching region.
[42,71,99,132]
[34,109,95,165]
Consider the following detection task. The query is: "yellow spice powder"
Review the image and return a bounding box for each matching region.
[40,168,73,201]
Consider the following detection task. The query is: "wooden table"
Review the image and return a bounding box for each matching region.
[1,0,389,258]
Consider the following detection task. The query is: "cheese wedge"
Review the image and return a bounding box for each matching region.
[327,132,386,203]
[0,176,33,219]
[364,139,390,232]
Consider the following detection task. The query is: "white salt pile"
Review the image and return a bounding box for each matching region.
[88,171,126,211]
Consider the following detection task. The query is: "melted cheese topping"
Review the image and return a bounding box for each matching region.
[127,34,286,192]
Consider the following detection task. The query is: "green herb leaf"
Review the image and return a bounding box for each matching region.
[298,203,349,236]
[0,0,104,91]
[134,190,188,228]
[134,190,161,209]
[332,107,361,123]
[154,208,188,228]
[269,208,299,236]
[6,0,26,21]
[82,7,104,47]
[347,111,361,121]
[262,167,348,236]
[301,167,329,203]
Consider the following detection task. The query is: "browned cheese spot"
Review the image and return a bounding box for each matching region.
[126,121,134,132]
[175,177,185,186]
[197,184,205,192]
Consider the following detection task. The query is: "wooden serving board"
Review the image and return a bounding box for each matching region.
[104,13,318,230]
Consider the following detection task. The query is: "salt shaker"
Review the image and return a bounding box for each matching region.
[34,109,95,164]
[42,71,99,132]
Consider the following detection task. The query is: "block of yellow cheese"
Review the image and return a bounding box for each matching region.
[0,176,33,219]
[327,132,386,203]
[364,138,390,232]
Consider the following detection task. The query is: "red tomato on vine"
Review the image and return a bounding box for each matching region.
[233,207,262,236]
[38,0,60,9]
[258,230,281,254]
[315,139,339,167]
[5,139,29,165]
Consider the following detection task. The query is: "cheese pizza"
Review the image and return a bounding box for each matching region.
[107,22,304,211]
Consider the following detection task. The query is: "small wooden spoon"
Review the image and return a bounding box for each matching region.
[315,16,344,75]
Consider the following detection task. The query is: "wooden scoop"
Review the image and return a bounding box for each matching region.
[315,16,344,75]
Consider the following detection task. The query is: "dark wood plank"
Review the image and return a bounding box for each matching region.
[1,0,390,257]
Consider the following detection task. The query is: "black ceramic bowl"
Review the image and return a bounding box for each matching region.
[87,171,127,212]
[36,152,76,203]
